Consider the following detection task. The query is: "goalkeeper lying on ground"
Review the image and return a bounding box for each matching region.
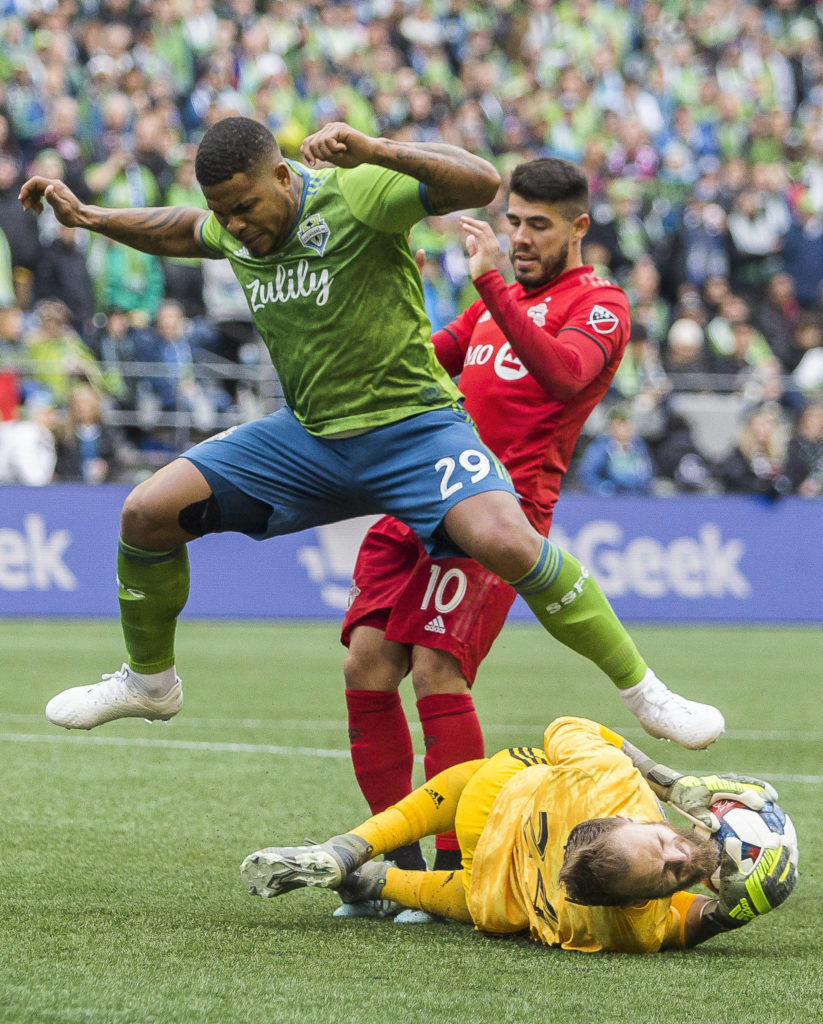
[241,717,797,952]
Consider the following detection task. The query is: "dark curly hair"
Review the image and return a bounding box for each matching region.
[509,158,589,221]
[195,117,280,187]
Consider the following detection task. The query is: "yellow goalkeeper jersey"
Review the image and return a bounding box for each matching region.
[465,717,698,953]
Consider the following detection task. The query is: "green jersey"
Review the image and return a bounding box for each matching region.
[200,162,462,435]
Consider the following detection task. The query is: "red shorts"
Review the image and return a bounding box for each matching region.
[341,516,518,685]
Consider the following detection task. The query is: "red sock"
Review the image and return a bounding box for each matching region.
[416,692,485,852]
[345,689,414,814]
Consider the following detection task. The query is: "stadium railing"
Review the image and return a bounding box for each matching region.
[2,355,792,473]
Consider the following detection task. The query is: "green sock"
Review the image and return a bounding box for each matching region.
[508,538,647,689]
[117,539,190,674]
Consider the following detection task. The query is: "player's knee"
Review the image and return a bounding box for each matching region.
[342,647,365,689]
[463,513,539,578]
[343,646,403,692]
[410,649,469,698]
[411,671,470,698]
[446,493,537,569]
[343,648,383,690]
[121,483,178,547]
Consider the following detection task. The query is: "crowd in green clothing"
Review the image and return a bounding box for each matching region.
[2,0,823,330]
[1,0,823,492]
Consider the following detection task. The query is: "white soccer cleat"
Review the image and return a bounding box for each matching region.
[44,664,183,730]
[242,847,344,898]
[621,671,725,750]
[241,835,372,899]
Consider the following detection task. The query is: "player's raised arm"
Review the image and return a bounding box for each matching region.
[300,122,500,214]
[18,176,213,259]
[457,215,613,400]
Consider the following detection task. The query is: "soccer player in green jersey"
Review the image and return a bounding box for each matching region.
[20,118,723,746]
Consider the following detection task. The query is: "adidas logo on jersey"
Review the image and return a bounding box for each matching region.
[424,615,447,634]
[233,245,251,258]
[424,787,445,808]
[527,301,549,327]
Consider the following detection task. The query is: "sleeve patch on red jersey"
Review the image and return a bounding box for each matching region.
[587,304,620,334]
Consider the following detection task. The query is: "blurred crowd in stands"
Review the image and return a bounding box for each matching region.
[1,0,823,497]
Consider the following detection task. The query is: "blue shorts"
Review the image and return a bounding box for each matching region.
[182,404,516,558]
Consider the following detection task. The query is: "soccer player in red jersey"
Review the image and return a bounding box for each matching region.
[339,159,724,908]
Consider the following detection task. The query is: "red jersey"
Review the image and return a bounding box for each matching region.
[434,265,631,531]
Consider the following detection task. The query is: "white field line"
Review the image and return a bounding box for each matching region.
[1,712,821,743]
[0,731,820,785]
[0,731,355,759]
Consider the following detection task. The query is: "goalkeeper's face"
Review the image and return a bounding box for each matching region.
[506,194,590,291]
[615,822,719,901]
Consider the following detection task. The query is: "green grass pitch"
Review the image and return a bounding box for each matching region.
[1,619,821,1024]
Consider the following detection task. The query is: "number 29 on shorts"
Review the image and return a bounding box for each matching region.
[435,448,491,500]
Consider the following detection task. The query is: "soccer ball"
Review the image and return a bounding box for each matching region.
[704,799,798,894]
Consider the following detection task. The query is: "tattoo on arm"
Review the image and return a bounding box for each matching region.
[94,206,210,257]
[384,143,499,214]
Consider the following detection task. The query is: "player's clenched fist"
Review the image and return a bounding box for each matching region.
[18,177,84,226]
[301,123,376,169]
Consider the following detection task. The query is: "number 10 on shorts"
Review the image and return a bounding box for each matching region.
[421,563,468,613]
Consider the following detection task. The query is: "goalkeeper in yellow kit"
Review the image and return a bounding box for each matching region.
[241,718,797,952]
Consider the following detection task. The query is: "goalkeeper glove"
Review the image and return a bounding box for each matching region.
[620,740,778,832]
[703,845,797,934]
[665,772,779,832]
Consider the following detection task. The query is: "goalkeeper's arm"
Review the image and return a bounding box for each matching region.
[598,725,778,830]
[682,894,740,948]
